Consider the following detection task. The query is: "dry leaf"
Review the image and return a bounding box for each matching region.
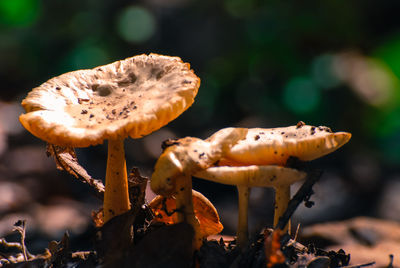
[127,167,148,210]
[265,230,286,268]
[91,208,104,228]
[149,190,223,238]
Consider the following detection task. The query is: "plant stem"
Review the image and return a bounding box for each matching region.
[274,185,291,233]
[237,185,251,249]
[103,139,130,222]
[175,175,201,249]
[275,170,322,231]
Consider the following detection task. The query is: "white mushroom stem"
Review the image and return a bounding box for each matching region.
[274,185,291,233]
[237,185,251,248]
[103,139,131,222]
[195,165,306,246]
[174,175,202,249]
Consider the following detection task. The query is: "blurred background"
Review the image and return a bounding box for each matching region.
[0,0,400,254]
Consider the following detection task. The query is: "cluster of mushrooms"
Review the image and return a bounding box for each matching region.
[19,54,351,252]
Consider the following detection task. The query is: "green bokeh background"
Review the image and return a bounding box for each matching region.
[1,0,399,162]
[1,0,400,227]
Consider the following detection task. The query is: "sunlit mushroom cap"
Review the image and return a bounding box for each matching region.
[19,54,200,147]
[151,128,246,196]
[149,189,223,238]
[195,165,307,187]
[218,123,351,166]
[151,137,215,196]
[205,127,248,152]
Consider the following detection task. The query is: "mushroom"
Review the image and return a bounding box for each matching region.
[149,189,223,246]
[150,128,246,249]
[151,128,247,196]
[197,122,351,245]
[218,121,352,166]
[19,53,200,222]
[194,165,307,247]
[151,122,351,248]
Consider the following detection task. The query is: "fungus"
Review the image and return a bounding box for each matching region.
[207,124,350,236]
[149,189,223,242]
[151,128,245,249]
[195,165,306,247]
[19,53,200,222]
[218,123,351,166]
[151,123,351,248]
[151,128,247,196]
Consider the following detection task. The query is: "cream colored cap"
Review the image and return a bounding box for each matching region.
[218,122,351,166]
[150,128,246,196]
[150,137,218,196]
[19,54,200,147]
[195,165,307,187]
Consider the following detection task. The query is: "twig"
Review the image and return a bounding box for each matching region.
[293,223,301,241]
[48,231,71,266]
[0,239,28,264]
[13,220,28,261]
[47,144,105,200]
[0,221,34,261]
[0,252,11,263]
[275,170,323,230]
[0,238,24,251]
[71,251,95,260]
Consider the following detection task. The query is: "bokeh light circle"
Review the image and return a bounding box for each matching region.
[283,77,321,114]
[116,6,156,43]
[311,54,341,89]
[0,0,40,27]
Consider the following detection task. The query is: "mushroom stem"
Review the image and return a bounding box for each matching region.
[103,139,131,222]
[237,185,251,248]
[174,175,202,249]
[273,185,291,233]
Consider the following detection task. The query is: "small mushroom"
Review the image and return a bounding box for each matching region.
[195,165,307,247]
[150,128,245,249]
[149,189,223,245]
[19,53,200,222]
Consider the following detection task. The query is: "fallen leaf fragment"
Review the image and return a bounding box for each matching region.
[265,230,286,268]
[149,190,223,239]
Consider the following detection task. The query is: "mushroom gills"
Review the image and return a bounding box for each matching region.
[194,165,307,246]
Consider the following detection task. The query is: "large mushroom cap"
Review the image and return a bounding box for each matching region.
[218,123,351,166]
[20,53,200,147]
